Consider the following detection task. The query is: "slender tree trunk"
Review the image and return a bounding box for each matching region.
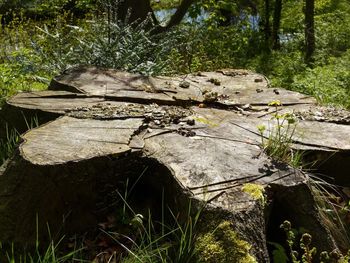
[264,0,271,50]
[111,0,195,33]
[159,0,196,32]
[272,0,282,50]
[305,0,315,64]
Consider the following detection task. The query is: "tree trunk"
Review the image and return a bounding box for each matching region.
[272,0,282,50]
[305,0,315,64]
[153,0,196,33]
[263,0,271,50]
[109,0,196,32]
[113,0,154,24]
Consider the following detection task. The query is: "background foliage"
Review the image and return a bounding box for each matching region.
[0,0,349,108]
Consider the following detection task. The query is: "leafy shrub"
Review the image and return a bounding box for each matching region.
[291,50,350,108]
[30,15,175,75]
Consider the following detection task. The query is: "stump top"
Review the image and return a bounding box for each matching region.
[21,116,143,165]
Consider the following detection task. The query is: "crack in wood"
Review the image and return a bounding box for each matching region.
[192,174,268,195]
[195,133,260,146]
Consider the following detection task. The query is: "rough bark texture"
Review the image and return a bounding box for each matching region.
[114,0,153,24]
[272,0,282,49]
[110,0,196,33]
[305,0,315,64]
[264,0,271,49]
[163,0,196,30]
[1,66,350,261]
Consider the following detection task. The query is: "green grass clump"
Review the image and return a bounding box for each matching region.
[0,238,82,263]
[0,126,20,165]
[257,100,303,168]
[116,189,202,263]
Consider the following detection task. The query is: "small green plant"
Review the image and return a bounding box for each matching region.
[257,100,303,168]
[280,220,350,263]
[280,220,317,263]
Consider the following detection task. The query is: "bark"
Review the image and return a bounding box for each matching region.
[109,0,196,32]
[264,0,271,50]
[305,0,315,64]
[272,0,282,50]
[113,0,154,24]
[153,0,196,33]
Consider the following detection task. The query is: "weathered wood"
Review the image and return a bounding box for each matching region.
[49,66,316,106]
[20,116,143,165]
[1,66,350,261]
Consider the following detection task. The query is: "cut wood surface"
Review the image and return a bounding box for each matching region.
[1,66,350,261]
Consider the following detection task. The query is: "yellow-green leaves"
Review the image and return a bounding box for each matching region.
[268,100,282,107]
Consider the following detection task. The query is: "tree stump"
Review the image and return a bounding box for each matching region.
[1,66,350,261]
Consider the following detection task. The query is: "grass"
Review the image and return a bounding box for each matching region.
[0,125,20,165]
[1,239,82,263]
[0,187,204,263]
[309,175,350,251]
[0,115,38,166]
[257,100,304,168]
[0,217,83,263]
[0,8,177,106]
[113,189,202,263]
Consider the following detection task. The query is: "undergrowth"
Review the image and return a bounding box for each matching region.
[1,3,350,109]
[0,125,20,165]
[0,116,38,166]
[110,190,202,263]
[0,239,81,263]
[278,220,350,263]
[309,176,350,251]
[0,9,177,105]
[0,189,204,263]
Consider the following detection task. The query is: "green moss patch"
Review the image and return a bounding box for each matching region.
[242,183,265,204]
[195,221,257,263]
